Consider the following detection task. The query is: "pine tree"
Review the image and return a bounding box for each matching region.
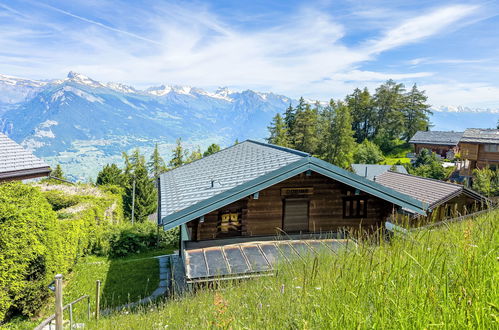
[50,164,66,180]
[402,84,432,141]
[346,88,375,142]
[169,138,187,168]
[203,143,221,157]
[148,143,167,178]
[320,102,356,169]
[96,163,123,186]
[267,113,290,147]
[293,103,319,154]
[373,80,406,140]
[122,149,157,222]
[284,104,296,135]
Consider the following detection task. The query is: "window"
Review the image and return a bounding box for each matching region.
[343,196,368,218]
[484,144,499,152]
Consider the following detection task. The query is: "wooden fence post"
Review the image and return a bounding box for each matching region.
[95,280,101,320]
[54,274,63,330]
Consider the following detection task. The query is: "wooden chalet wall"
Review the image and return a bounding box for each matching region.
[187,172,394,241]
[413,143,458,157]
[459,142,499,175]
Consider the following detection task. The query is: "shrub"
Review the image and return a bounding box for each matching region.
[102,222,178,258]
[0,182,58,321]
[42,190,80,211]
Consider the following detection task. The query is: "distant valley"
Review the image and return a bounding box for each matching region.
[1,72,497,181]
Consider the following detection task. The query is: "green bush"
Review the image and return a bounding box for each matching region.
[0,183,124,323]
[101,222,178,258]
[0,182,58,321]
[42,190,80,211]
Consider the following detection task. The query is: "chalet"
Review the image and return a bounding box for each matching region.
[459,128,499,176]
[0,132,51,182]
[158,141,428,283]
[374,171,488,221]
[352,164,407,181]
[409,131,463,159]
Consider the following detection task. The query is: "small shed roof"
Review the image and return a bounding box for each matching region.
[0,133,51,181]
[159,140,428,230]
[374,171,485,210]
[352,164,407,181]
[409,131,463,146]
[460,128,499,144]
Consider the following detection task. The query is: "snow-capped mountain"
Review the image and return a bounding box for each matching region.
[432,105,499,113]
[0,72,293,180]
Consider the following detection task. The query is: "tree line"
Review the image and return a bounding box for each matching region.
[267,80,432,168]
[95,139,223,222]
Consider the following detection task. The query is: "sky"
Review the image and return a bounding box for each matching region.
[1,0,499,109]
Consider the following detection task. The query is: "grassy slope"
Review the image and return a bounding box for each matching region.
[89,210,498,329]
[7,248,172,329]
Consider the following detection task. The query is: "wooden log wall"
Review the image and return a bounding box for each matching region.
[189,171,394,241]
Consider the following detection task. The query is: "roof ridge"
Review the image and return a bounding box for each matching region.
[246,140,310,157]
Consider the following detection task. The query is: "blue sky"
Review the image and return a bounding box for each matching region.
[1,0,498,109]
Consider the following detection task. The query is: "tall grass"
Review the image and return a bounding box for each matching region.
[89,210,497,329]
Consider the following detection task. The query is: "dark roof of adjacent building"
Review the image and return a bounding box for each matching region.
[0,133,51,181]
[352,164,407,181]
[460,128,499,144]
[409,131,463,146]
[374,171,486,210]
[159,140,428,230]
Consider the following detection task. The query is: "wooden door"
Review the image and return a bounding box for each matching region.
[283,199,309,232]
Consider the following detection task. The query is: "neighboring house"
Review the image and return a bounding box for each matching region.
[0,132,51,182]
[459,128,499,176]
[352,164,407,181]
[409,131,463,159]
[158,140,428,283]
[374,171,488,221]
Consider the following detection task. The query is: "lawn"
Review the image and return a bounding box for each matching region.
[7,248,173,329]
[86,210,498,329]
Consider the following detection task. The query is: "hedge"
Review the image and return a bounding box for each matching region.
[0,182,123,323]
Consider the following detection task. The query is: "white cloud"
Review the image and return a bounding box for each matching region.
[0,1,492,107]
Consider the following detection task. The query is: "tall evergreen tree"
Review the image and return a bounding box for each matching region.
[402,84,432,141]
[148,143,168,178]
[96,163,123,186]
[50,164,66,180]
[320,101,356,169]
[203,143,221,157]
[293,103,319,154]
[122,149,157,222]
[346,87,375,142]
[373,80,406,140]
[267,113,290,147]
[169,138,187,168]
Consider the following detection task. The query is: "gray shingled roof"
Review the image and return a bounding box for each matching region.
[159,140,430,229]
[0,132,50,180]
[461,128,499,144]
[352,164,407,181]
[158,141,308,219]
[374,171,463,209]
[409,131,463,145]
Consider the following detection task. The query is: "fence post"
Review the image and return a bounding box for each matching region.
[95,280,101,320]
[54,274,63,330]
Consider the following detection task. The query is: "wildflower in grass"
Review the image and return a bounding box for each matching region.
[280,284,285,294]
[213,292,232,328]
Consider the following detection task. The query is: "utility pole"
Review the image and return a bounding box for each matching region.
[55,274,63,330]
[131,179,136,225]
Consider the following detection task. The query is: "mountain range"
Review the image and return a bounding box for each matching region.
[0,72,497,181]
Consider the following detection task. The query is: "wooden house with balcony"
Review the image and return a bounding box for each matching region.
[409,131,463,160]
[459,128,499,176]
[157,140,430,283]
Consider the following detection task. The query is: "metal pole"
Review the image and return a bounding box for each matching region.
[54,274,63,330]
[131,179,136,225]
[95,280,101,320]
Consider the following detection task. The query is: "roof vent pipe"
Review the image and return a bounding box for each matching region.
[364,167,368,178]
